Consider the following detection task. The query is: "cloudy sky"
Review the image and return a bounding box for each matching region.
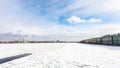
[0,0,120,41]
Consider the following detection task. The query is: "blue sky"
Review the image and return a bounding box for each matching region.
[19,0,118,24]
[0,0,120,41]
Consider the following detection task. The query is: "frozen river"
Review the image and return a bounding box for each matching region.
[0,43,120,68]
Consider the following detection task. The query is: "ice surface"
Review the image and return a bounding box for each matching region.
[0,43,120,68]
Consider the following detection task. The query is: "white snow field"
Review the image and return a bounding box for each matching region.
[0,43,120,68]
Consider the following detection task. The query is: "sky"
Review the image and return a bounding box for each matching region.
[0,0,120,41]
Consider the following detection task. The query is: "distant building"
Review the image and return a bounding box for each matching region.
[23,36,28,43]
[112,33,120,45]
[101,35,112,45]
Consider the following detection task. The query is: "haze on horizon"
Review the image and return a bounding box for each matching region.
[0,0,120,41]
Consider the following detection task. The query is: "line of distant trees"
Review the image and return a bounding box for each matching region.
[0,33,79,43]
[0,40,79,43]
[0,33,27,43]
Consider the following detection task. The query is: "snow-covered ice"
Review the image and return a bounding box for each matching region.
[0,43,120,68]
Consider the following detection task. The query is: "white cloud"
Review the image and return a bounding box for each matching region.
[43,23,120,41]
[67,16,86,24]
[88,18,101,23]
[99,0,120,12]
[59,0,120,17]
[97,23,120,35]
[67,16,101,24]
[0,0,55,36]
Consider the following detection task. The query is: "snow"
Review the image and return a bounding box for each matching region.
[0,43,120,68]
